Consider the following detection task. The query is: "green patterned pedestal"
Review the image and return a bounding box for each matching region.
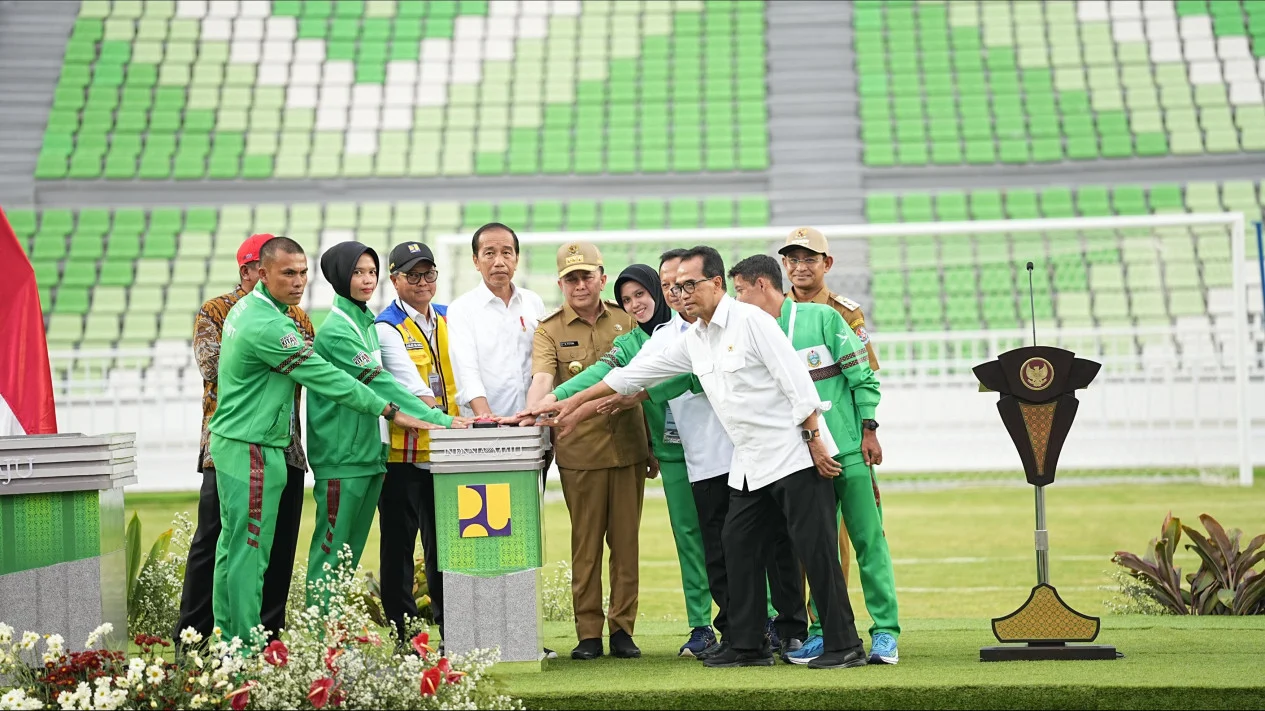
[0,434,136,652]
[429,427,546,671]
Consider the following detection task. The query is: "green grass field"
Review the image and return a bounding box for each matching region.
[127,476,1265,622]
[126,477,1265,709]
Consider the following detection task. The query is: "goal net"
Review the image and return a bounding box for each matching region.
[437,212,1261,485]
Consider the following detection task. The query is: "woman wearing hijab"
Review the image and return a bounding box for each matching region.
[305,241,468,609]
[532,264,717,657]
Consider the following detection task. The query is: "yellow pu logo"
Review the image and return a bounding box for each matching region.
[458,484,512,538]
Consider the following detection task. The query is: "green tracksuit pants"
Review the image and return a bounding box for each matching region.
[306,472,385,609]
[211,435,287,644]
[807,453,900,640]
[660,460,713,628]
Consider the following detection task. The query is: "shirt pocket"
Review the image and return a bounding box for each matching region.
[557,346,591,377]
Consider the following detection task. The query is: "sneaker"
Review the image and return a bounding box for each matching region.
[807,647,867,670]
[695,640,727,661]
[543,648,558,660]
[702,644,775,668]
[679,626,717,658]
[763,616,780,650]
[778,636,803,663]
[869,632,899,665]
[609,630,641,659]
[785,634,823,665]
[571,638,603,660]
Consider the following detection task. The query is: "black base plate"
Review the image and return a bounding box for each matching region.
[980,644,1118,662]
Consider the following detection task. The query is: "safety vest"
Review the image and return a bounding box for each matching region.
[375,301,459,463]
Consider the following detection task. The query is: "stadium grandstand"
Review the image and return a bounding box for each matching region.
[3,0,1262,487]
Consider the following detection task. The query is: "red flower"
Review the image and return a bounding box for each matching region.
[324,647,343,673]
[308,677,336,709]
[436,657,465,685]
[411,632,433,656]
[420,667,442,697]
[262,640,289,667]
[227,683,254,711]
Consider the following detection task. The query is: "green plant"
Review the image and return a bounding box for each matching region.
[363,551,434,632]
[125,513,173,606]
[1112,512,1265,616]
[1100,568,1171,615]
[126,513,193,637]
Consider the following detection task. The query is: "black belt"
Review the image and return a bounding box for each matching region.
[809,362,842,381]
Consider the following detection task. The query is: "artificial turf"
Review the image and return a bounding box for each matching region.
[502,617,1265,710]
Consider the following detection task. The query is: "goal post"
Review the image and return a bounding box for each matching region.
[436,212,1258,486]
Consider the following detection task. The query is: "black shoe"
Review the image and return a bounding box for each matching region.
[543,647,558,659]
[764,616,780,650]
[610,630,641,658]
[695,640,727,661]
[702,644,775,668]
[571,638,603,660]
[779,637,803,663]
[807,647,868,669]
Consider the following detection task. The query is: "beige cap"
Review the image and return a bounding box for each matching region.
[557,241,604,277]
[778,227,830,256]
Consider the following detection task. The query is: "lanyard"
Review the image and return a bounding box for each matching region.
[331,304,370,349]
[405,301,447,410]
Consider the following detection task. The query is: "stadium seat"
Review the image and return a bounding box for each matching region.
[44,0,769,180]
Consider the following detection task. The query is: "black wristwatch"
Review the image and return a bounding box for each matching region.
[800,428,820,442]
[862,419,879,431]
[384,402,400,422]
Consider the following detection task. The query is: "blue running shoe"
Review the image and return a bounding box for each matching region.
[764,616,780,650]
[869,633,898,665]
[679,626,717,658]
[785,634,823,665]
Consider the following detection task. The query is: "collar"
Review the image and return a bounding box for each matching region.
[332,294,373,324]
[477,279,519,306]
[788,287,830,305]
[562,300,608,325]
[233,284,248,299]
[250,281,288,313]
[398,298,434,325]
[704,294,734,331]
[778,295,794,323]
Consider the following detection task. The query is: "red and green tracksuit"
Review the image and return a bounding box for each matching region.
[774,298,899,642]
[209,283,390,643]
[552,328,714,630]
[305,295,453,608]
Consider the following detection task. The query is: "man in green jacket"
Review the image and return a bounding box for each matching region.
[210,237,439,644]
[728,254,900,666]
[525,263,717,657]
[305,242,467,610]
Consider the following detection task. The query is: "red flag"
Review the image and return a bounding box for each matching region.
[0,205,58,435]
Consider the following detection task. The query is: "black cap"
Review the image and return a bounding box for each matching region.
[388,241,436,273]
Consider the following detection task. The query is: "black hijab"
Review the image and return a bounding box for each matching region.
[321,241,379,311]
[613,264,672,335]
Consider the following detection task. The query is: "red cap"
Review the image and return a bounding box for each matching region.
[237,233,275,267]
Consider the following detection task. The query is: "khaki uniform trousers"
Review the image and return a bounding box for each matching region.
[558,462,646,641]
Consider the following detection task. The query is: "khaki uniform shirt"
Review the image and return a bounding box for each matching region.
[788,288,880,371]
[532,300,649,471]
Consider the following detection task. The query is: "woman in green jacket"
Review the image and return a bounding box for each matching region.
[532,264,718,656]
[306,242,467,609]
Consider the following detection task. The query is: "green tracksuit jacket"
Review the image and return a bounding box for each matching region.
[306,294,454,480]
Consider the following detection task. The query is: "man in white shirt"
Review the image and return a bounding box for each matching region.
[373,241,459,644]
[445,223,547,419]
[529,246,866,670]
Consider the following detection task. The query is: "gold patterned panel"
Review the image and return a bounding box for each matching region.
[993,585,1099,642]
[1018,401,1058,476]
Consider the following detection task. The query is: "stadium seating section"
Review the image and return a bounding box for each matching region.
[11,195,771,349]
[858,0,1265,165]
[39,0,769,179]
[862,181,1259,332]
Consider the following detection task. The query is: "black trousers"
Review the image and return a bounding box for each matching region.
[723,466,861,653]
[692,475,807,642]
[175,464,304,639]
[378,462,443,641]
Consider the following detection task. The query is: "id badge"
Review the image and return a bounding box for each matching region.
[428,372,441,395]
[663,406,682,445]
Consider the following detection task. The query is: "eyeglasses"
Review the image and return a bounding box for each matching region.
[669,278,711,296]
[399,269,439,285]
[786,257,823,267]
